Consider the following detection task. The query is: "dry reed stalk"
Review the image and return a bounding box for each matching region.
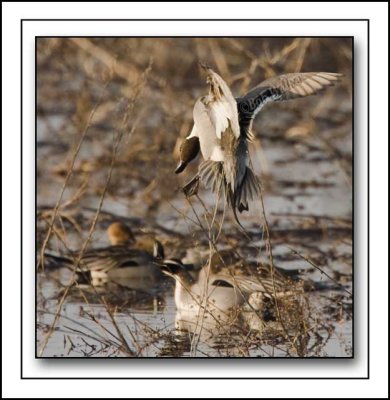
[38,81,110,272]
[288,247,352,297]
[38,61,153,357]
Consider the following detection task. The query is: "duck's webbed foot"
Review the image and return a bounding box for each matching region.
[182,175,200,197]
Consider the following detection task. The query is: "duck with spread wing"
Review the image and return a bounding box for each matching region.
[175,64,342,223]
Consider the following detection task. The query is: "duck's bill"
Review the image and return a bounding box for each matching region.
[160,259,186,276]
[175,160,187,174]
[153,240,165,260]
[160,265,175,277]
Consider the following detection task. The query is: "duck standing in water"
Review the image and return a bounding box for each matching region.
[175,64,342,222]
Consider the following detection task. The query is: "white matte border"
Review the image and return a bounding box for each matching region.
[2,2,388,399]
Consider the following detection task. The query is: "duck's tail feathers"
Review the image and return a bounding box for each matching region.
[182,174,201,197]
[40,252,95,284]
[233,166,261,213]
[198,160,261,230]
[40,252,73,271]
[199,160,225,195]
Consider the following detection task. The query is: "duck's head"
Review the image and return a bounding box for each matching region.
[175,137,200,174]
[107,222,136,246]
[159,258,195,284]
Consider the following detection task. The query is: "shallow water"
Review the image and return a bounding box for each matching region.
[37,272,352,357]
[37,124,353,356]
[37,209,352,358]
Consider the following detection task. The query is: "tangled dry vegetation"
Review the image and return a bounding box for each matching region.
[36,38,353,357]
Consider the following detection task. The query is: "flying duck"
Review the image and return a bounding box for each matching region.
[175,64,342,220]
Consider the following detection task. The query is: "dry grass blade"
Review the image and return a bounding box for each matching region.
[38,81,110,271]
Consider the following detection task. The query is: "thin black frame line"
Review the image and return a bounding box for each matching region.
[352,37,355,359]
[36,357,348,360]
[22,19,367,379]
[22,18,369,22]
[34,36,38,359]
[35,36,354,39]
[366,18,370,380]
[20,17,24,380]
[21,376,369,380]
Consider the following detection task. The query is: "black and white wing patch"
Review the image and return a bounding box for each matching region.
[237,72,342,122]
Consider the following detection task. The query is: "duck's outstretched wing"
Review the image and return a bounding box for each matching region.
[237,72,342,123]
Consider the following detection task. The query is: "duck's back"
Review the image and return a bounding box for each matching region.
[193,97,223,161]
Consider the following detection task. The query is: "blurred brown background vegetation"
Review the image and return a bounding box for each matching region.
[36,37,353,357]
[37,37,352,249]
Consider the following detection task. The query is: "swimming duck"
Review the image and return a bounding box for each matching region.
[44,222,165,286]
[107,221,165,256]
[175,65,342,219]
[160,250,301,324]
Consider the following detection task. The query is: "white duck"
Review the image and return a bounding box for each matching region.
[160,251,301,324]
[175,64,342,220]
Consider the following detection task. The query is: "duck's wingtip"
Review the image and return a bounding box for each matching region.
[332,72,344,78]
[182,175,200,197]
[319,72,345,80]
